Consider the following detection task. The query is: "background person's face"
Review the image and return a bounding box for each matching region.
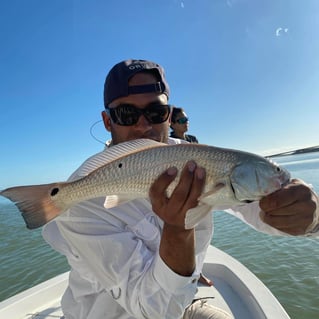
[171,111,189,134]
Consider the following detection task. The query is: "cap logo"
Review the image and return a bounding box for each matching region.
[128,64,146,70]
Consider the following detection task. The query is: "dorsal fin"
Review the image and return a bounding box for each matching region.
[77,139,166,177]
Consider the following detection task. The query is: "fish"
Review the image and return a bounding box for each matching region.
[0,139,290,230]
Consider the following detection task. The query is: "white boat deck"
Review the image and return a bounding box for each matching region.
[0,272,67,319]
[197,246,290,319]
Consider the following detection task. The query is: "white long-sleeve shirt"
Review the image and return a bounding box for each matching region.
[42,138,318,319]
[44,198,213,319]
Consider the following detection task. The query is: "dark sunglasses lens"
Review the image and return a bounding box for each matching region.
[144,105,170,124]
[109,104,170,126]
[177,117,188,124]
[110,105,140,126]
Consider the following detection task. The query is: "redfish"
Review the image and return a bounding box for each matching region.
[0,139,290,229]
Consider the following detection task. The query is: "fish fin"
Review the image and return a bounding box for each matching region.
[104,194,143,208]
[185,204,213,229]
[198,183,226,206]
[199,183,225,201]
[184,184,226,229]
[0,183,66,229]
[79,139,166,176]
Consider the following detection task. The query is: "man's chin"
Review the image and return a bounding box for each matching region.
[147,136,169,143]
[113,135,167,145]
[137,135,161,142]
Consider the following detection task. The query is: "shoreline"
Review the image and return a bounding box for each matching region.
[270,145,319,158]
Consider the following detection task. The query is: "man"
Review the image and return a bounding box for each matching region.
[43,59,319,319]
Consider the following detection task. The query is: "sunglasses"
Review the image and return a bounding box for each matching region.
[106,103,171,126]
[176,117,189,124]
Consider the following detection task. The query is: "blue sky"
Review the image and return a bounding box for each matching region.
[0,0,318,188]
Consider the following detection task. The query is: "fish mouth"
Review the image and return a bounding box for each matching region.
[280,178,290,188]
[242,199,254,203]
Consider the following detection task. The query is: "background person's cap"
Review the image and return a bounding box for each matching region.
[104,59,170,107]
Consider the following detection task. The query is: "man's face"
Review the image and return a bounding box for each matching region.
[102,72,170,145]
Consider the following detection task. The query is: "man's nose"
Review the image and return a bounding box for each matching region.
[135,114,152,131]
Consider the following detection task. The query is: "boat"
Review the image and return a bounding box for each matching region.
[0,245,290,319]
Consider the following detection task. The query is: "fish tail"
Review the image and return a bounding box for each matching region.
[0,182,67,229]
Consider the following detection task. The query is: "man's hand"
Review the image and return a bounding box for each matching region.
[149,161,206,229]
[149,161,206,276]
[259,179,318,235]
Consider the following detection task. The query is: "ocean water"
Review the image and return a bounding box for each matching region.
[0,152,318,319]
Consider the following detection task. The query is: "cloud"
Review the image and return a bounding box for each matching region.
[181,1,185,8]
[276,27,289,37]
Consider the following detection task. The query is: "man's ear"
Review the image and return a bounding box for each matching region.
[101,110,112,132]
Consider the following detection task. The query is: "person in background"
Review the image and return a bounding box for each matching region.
[170,106,199,143]
[42,59,319,319]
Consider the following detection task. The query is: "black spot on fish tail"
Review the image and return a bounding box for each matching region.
[51,188,59,196]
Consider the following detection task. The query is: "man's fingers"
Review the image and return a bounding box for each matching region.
[149,161,206,228]
[186,167,206,207]
[261,211,312,229]
[170,161,197,206]
[260,180,313,212]
[149,166,178,200]
[261,211,312,235]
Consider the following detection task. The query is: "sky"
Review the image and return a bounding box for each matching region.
[0,0,318,188]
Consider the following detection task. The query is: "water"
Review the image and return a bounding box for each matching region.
[1,152,318,319]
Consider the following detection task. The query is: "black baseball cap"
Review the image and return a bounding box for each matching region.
[104,59,170,107]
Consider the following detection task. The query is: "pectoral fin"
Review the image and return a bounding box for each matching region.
[185,204,213,229]
[198,183,226,205]
[184,183,226,229]
[104,194,145,209]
